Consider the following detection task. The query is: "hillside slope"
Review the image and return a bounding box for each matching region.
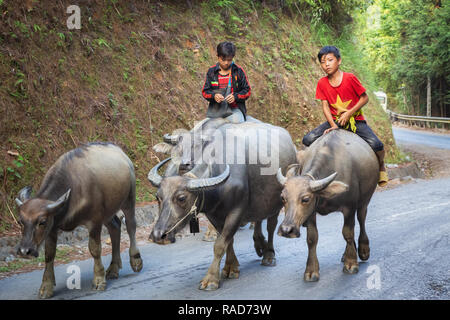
[0,0,400,233]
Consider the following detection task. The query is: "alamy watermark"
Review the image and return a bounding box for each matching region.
[166,126,281,175]
[66,264,81,290]
[366,265,381,290]
[67,5,81,30]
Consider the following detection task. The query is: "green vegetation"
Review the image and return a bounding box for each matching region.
[356,0,449,117]
[0,246,74,273]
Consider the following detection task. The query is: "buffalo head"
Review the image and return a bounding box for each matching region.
[153,129,214,173]
[15,186,71,257]
[148,158,229,244]
[276,165,348,238]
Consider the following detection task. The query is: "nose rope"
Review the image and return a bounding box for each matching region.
[163,190,205,237]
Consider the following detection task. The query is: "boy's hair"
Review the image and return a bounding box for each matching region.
[217,41,236,58]
[318,46,341,61]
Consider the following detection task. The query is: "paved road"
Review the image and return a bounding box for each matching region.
[1,177,449,300]
[392,126,450,149]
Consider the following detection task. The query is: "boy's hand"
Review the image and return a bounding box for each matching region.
[214,93,225,103]
[225,94,235,104]
[337,111,352,126]
[324,125,339,135]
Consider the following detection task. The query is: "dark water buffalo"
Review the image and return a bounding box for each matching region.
[152,116,261,243]
[276,129,378,281]
[15,143,143,298]
[152,120,218,243]
[148,118,297,290]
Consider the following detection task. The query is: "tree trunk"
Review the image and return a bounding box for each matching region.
[416,94,420,116]
[402,87,409,114]
[427,75,431,117]
[440,77,444,117]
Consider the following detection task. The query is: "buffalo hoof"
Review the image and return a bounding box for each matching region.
[199,276,220,291]
[254,243,264,257]
[343,263,359,274]
[358,246,370,261]
[92,276,107,291]
[261,256,276,267]
[202,234,217,242]
[304,271,320,282]
[39,282,54,299]
[106,264,120,279]
[130,254,143,273]
[222,266,240,279]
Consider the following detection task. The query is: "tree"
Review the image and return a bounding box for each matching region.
[362,0,449,117]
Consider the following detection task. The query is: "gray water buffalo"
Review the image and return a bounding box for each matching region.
[152,116,260,243]
[276,129,378,281]
[15,143,143,298]
[148,118,297,290]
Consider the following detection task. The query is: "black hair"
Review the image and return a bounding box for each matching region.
[318,46,341,61]
[217,41,236,58]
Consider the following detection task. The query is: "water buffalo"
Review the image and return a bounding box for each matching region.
[148,118,297,290]
[152,116,261,243]
[276,129,378,281]
[15,143,143,298]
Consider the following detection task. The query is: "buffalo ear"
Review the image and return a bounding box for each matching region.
[153,142,174,155]
[46,189,71,215]
[16,186,33,207]
[317,181,349,199]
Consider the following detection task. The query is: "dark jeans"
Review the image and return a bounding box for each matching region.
[302,121,384,152]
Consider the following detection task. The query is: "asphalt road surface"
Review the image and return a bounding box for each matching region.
[1,177,449,300]
[1,125,449,300]
[392,126,450,149]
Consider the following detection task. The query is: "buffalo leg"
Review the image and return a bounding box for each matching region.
[39,228,57,299]
[203,221,218,242]
[304,214,320,282]
[261,214,277,266]
[221,238,240,279]
[252,221,265,257]
[122,202,143,273]
[105,216,122,279]
[88,225,106,290]
[199,210,242,291]
[341,209,359,274]
[357,204,370,261]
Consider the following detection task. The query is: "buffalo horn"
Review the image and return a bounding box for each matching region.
[15,186,33,207]
[186,165,230,192]
[309,172,338,192]
[163,133,179,145]
[46,189,71,213]
[15,198,23,207]
[147,157,172,187]
[276,168,287,186]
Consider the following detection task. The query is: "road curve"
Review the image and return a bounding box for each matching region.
[392,126,450,149]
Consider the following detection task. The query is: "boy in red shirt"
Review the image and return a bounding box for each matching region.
[303,46,388,186]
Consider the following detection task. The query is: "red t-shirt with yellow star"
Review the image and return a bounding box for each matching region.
[315,72,366,121]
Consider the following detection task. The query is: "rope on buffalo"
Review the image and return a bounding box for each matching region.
[163,191,205,236]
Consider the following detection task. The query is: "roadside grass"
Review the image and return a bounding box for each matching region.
[0,246,75,274]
